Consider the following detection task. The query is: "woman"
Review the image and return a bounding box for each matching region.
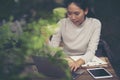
[50,0,101,71]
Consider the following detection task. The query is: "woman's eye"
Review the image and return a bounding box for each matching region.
[67,12,80,16]
[74,12,80,15]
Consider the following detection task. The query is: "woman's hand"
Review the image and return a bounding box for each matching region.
[69,59,85,71]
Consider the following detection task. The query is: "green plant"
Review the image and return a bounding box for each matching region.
[0,7,72,80]
[0,20,27,80]
[53,7,67,21]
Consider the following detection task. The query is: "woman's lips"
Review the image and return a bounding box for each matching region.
[72,20,77,22]
[72,21,78,24]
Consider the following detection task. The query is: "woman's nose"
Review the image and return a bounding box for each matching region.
[70,15,76,20]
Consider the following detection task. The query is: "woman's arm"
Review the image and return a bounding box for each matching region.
[81,19,102,63]
[49,21,62,47]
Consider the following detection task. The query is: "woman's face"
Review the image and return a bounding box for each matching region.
[67,3,88,26]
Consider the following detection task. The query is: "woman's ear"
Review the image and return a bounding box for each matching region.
[85,8,88,15]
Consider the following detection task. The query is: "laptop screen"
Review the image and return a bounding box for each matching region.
[32,56,73,79]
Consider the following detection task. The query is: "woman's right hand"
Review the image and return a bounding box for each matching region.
[68,58,85,71]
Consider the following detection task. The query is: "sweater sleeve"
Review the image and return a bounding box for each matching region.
[80,19,102,63]
[49,21,62,47]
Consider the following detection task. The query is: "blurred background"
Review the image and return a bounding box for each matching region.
[0,0,120,79]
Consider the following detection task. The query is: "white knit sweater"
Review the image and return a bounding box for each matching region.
[50,17,101,63]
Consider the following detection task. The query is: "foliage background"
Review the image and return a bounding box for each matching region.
[0,0,68,79]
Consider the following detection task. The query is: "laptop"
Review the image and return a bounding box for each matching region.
[32,56,84,80]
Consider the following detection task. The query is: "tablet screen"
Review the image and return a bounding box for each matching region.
[87,68,112,79]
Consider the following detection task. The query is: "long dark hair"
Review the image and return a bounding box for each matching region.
[64,0,96,18]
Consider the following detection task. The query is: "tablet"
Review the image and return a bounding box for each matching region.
[87,68,113,79]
